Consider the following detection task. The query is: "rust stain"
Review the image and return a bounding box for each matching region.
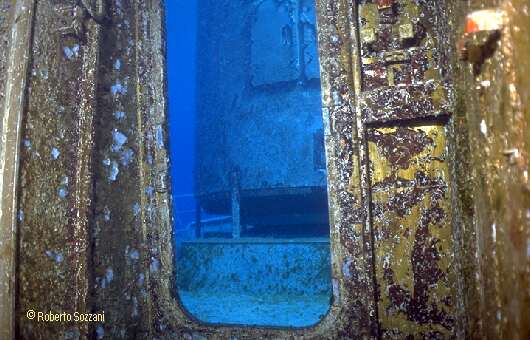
[367,128,433,170]
[359,1,456,338]
[369,126,455,339]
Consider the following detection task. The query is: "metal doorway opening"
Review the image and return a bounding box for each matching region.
[167,0,332,327]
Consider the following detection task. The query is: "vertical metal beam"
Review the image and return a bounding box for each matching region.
[0,1,35,338]
[70,16,103,336]
[351,2,381,336]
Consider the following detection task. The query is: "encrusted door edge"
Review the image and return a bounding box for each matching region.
[0,2,36,339]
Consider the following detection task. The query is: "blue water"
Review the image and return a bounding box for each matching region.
[167,0,197,229]
[166,0,332,327]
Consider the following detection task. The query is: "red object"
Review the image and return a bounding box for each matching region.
[376,0,393,8]
[458,9,504,61]
[465,17,479,34]
[465,9,503,34]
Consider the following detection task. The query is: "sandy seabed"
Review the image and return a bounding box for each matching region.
[179,290,331,327]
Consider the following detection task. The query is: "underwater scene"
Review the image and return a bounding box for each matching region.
[167,0,332,327]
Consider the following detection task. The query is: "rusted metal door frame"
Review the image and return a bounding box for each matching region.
[3,0,104,338]
[138,0,458,338]
[142,0,380,338]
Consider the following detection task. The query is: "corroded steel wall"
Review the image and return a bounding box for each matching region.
[450,1,530,339]
[356,1,457,338]
[0,2,14,337]
[1,1,35,339]
[16,0,102,337]
[369,126,455,338]
[0,1,11,112]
